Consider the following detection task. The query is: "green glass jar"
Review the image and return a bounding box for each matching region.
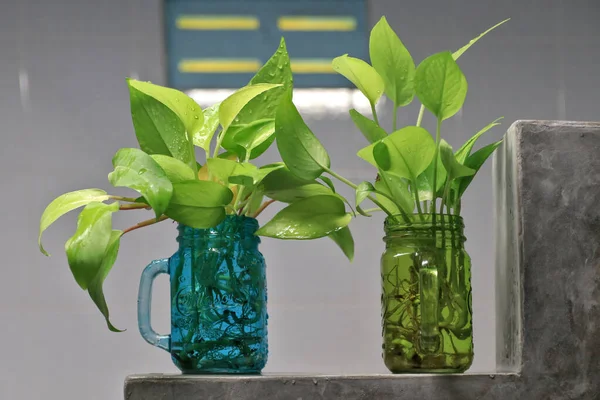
[381,214,473,373]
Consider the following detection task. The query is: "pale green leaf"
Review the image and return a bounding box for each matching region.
[192,102,220,154]
[108,148,173,218]
[88,230,124,332]
[235,38,293,125]
[65,202,119,290]
[455,117,503,163]
[207,158,257,186]
[415,52,468,121]
[275,96,330,180]
[439,139,475,181]
[39,189,110,256]
[455,140,503,198]
[378,171,414,214]
[256,195,352,239]
[453,19,511,61]
[150,155,196,183]
[220,83,282,131]
[369,16,415,106]
[355,181,376,217]
[349,109,387,143]
[416,155,447,201]
[332,55,385,105]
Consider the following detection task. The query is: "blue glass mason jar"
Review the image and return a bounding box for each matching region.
[137,215,268,374]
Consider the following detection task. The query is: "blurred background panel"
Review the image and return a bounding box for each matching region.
[0,1,598,400]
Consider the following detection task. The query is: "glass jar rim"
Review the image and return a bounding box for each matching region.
[384,213,465,232]
[177,215,259,242]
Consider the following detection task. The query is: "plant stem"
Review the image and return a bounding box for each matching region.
[212,130,225,158]
[362,207,382,213]
[123,215,169,235]
[431,119,442,214]
[416,105,425,127]
[109,195,139,203]
[233,153,251,212]
[413,187,424,216]
[370,102,380,125]
[440,179,451,215]
[119,203,149,210]
[253,199,276,218]
[323,167,400,220]
[392,105,398,131]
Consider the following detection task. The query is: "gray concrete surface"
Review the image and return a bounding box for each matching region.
[124,120,600,399]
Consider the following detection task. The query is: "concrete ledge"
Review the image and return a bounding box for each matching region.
[125,121,600,400]
[125,373,518,400]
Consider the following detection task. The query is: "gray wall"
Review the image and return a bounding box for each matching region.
[1,0,598,399]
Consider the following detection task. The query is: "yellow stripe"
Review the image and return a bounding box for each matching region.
[291,59,335,74]
[176,15,259,30]
[278,16,356,31]
[178,59,261,73]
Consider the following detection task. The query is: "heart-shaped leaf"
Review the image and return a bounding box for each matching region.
[235,38,293,125]
[165,181,233,228]
[128,84,196,171]
[328,226,354,261]
[415,52,468,121]
[39,189,110,256]
[439,139,475,182]
[88,229,123,332]
[233,119,276,156]
[455,117,503,163]
[65,202,119,290]
[150,155,196,183]
[332,55,384,106]
[220,83,282,132]
[355,181,378,217]
[349,109,387,143]
[256,195,351,239]
[452,19,510,61]
[369,16,415,107]
[108,148,173,218]
[127,79,204,137]
[262,168,333,203]
[192,102,220,154]
[207,158,257,185]
[358,126,435,182]
[275,96,330,180]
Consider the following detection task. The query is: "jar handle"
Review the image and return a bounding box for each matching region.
[137,258,170,352]
[419,257,440,354]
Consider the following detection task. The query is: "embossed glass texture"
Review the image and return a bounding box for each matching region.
[138,216,268,374]
[381,215,473,373]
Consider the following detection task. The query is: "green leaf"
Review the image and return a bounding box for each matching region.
[222,119,276,159]
[378,171,414,214]
[455,117,503,163]
[356,181,376,216]
[373,141,391,171]
[318,176,336,193]
[207,158,256,185]
[235,38,293,125]
[416,155,447,201]
[246,191,265,215]
[250,163,286,185]
[128,84,196,171]
[192,102,220,154]
[165,180,233,228]
[328,226,354,261]
[369,16,415,107]
[220,83,283,131]
[256,195,352,239]
[332,55,385,105]
[414,52,468,121]
[108,148,173,218]
[439,140,475,182]
[358,126,436,182]
[275,96,330,180]
[262,168,333,203]
[127,79,204,137]
[349,109,387,143]
[455,140,503,198]
[65,202,119,290]
[453,19,511,61]
[150,155,196,183]
[88,230,124,332]
[39,189,110,256]
[235,120,275,155]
